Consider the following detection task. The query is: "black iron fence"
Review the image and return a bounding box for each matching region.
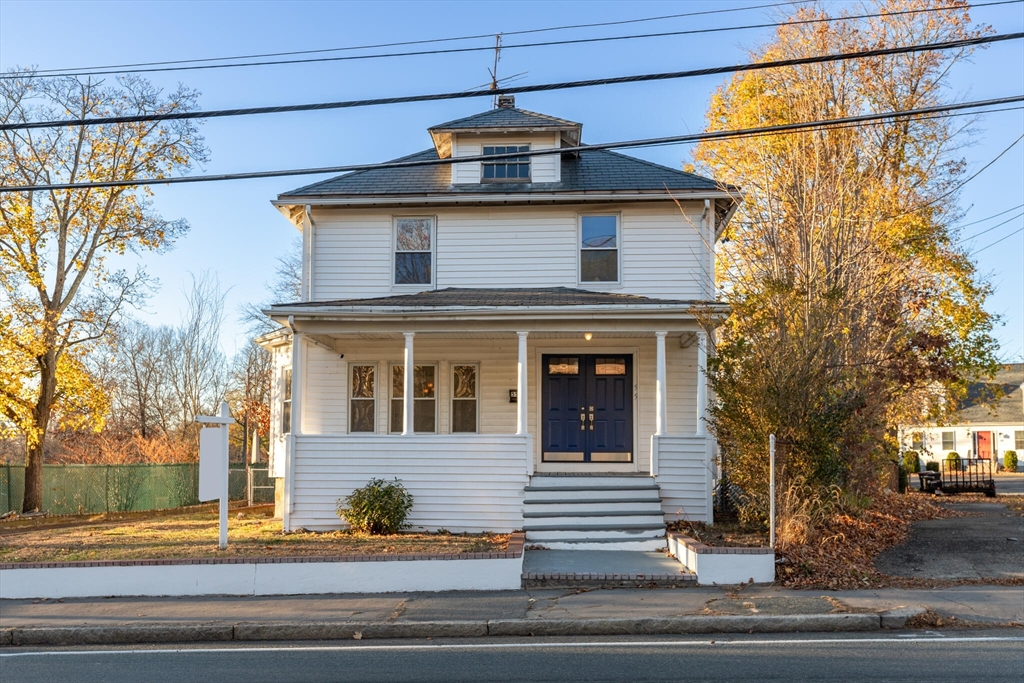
[0,463,274,516]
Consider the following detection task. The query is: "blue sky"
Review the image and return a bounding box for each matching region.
[2,0,1022,361]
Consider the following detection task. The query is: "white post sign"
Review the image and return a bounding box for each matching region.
[197,402,235,550]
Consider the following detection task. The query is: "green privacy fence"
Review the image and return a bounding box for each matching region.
[0,464,274,516]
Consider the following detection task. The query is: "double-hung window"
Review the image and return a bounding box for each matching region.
[911,432,924,451]
[451,364,480,433]
[390,364,437,433]
[580,215,619,283]
[349,365,376,433]
[281,368,292,435]
[482,145,530,181]
[394,217,433,286]
[941,431,955,451]
[1016,430,1024,451]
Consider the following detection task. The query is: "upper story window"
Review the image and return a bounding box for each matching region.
[580,215,619,283]
[482,145,530,181]
[394,217,433,286]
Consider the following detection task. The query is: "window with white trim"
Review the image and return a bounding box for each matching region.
[390,364,437,433]
[580,215,619,283]
[911,431,924,451]
[281,368,292,435]
[451,364,479,433]
[349,364,376,433]
[942,431,955,451]
[1016,430,1024,451]
[394,217,433,286]
[482,145,530,181]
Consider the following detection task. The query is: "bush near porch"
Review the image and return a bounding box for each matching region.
[0,509,509,564]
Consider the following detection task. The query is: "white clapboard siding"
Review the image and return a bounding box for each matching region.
[654,435,711,523]
[620,204,708,300]
[308,202,709,302]
[268,343,292,479]
[303,344,346,434]
[436,209,578,289]
[291,434,530,532]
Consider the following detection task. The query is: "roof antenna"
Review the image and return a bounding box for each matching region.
[488,33,502,108]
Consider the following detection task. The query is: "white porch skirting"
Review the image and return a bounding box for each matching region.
[290,434,532,532]
[652,435,713,523]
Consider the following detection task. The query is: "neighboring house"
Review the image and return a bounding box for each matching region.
[900,363,1024,470]
[258,98,739,549]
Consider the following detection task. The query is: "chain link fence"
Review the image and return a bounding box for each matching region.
[0,464,274,516]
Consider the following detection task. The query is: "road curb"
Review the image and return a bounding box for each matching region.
[0,613,881,647]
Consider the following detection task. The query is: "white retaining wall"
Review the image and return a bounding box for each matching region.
[653,435,712,523]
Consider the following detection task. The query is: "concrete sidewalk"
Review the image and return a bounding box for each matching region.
[2,584,1020,646]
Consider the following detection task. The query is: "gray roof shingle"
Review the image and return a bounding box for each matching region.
[280,146,722,198]
[272,287,708,309]
[428,107,581,131]
[955,364,1024,425]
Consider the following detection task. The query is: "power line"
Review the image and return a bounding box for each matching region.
[958,211,1024,242]
[22,0,817,75]
[971,225,1024,254]
[953,203,1024,229]
[3,95,1020,193]
[6,0,1016,80]
[4,32,1020,132]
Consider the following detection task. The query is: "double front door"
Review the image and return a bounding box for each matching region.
[542,354,633,463]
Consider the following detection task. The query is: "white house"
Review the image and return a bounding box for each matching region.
[900,363,1023,470]
[259,99,739,550]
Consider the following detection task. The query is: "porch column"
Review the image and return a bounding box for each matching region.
[516,331,528,436]
[403,332,414,435]
[655,331,668,436]
[696,331,708,436]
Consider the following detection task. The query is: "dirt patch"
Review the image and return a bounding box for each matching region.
[668,516,769,548]
[0,512,508,563]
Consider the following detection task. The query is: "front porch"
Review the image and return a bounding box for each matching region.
[263,293,719,535]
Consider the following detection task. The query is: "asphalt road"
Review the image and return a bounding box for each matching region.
[3,632,1023,683]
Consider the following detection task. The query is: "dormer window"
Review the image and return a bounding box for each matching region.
[482,145,530,182]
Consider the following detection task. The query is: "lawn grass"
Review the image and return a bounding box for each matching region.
[0,510,509,563]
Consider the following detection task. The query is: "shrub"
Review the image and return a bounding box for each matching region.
[1004,450,1018,472]
[336,478,413,535]
[902,450,920,474]
[925,461,939,473]
[946,451,961,471]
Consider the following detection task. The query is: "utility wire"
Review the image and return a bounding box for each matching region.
[953,202,1024,229]
[971,225,1024,254]
[6,0,1016,79]
[20,0,818,75]
[957,211,1024,242]
[3,95,1020,193]
[4,32,1020,132]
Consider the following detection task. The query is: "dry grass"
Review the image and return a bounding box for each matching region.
[0,511,509,563]
[669,517,769,548]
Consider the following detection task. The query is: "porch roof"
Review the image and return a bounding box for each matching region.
[269,287,714,311]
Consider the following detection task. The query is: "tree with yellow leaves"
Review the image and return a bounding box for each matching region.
[692,0,1000,524]
[0,72,207,512]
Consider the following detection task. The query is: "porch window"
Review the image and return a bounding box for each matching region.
[942,431,955,451]
[349,365,376,433]
[394,217,433,286]
[482,145,530,181]
[281,368,292,435]
[390,364,436,433]
[580,215,619,283]
[451,364,479,433]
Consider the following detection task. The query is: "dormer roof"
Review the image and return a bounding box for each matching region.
[428,107,582,158]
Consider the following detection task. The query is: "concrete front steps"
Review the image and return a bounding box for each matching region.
[523,474,667,551]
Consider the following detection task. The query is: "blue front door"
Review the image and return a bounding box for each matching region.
[542,354,633,463]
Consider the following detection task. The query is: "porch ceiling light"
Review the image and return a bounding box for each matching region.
[584,332,593,341]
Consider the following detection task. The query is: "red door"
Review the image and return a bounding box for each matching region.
[976,431,992,459]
